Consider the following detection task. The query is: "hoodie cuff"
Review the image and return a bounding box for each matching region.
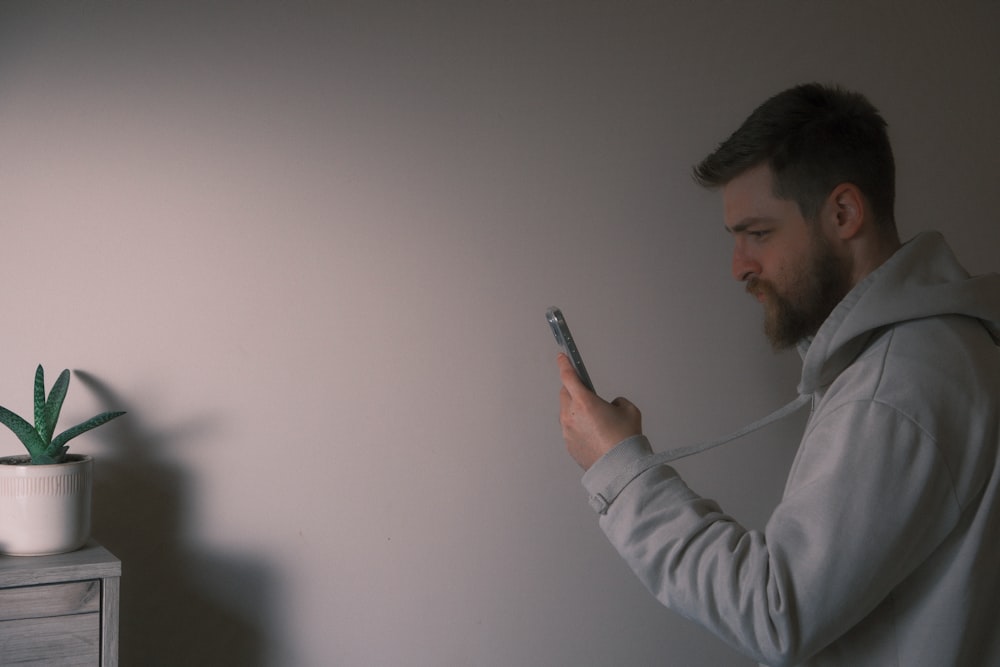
[582,435,655,514]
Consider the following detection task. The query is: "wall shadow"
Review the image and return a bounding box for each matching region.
[75,370,280,666]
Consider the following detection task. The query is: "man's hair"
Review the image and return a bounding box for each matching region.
[693,83,896,233]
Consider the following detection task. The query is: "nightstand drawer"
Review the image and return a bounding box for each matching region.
[0,612,100,665]
[0,580,101,620]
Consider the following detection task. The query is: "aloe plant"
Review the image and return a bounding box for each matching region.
[0,365,125,464]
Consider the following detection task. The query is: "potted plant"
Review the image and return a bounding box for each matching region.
[0,365,125,556]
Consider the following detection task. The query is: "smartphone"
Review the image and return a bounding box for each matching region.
[546,307,595,393]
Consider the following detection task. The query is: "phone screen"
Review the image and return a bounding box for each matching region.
[546,307,595,392]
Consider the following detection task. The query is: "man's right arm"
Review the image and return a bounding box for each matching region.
[581,399,962,664]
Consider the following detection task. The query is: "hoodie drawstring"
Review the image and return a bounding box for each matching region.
[589,394,812,514]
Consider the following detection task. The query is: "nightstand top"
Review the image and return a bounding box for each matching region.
[0,541,120,588]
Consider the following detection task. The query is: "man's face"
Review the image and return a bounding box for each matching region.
[722,164,851,349]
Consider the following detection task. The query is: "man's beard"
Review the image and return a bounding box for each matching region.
[747,233,852,350]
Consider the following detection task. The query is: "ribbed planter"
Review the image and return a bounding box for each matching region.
[0,454,93,556]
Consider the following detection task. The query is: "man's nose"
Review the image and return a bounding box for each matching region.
[732,244,760,282]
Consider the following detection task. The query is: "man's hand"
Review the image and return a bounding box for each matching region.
[557,354,642,470]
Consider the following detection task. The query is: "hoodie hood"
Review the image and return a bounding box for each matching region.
[798,231,1000,395]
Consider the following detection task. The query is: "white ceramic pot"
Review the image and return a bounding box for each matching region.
[0,454,93,556]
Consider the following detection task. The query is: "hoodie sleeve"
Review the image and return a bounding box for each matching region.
[581,400,962,665]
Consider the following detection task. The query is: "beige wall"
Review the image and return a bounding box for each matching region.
[1,3,998,665]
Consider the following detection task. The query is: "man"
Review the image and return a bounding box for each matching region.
[557,84,1000,666]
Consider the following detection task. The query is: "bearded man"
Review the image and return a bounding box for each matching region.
[556,83,1000,666]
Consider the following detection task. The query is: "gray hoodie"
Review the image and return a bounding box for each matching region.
[582,232,1000,666]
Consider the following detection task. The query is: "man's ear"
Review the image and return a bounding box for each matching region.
[823,183,866,240]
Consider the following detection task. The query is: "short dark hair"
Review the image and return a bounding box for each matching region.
[693,83,896,232]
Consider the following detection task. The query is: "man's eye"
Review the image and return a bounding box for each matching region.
[749,230,771,239]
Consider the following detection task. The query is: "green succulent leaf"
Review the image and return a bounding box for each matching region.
[40,369,71,444]
[0,405,47,460]
[33,365,46,437]
[50,410,126,453]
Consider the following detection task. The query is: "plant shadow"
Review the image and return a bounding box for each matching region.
[75,370,281,666]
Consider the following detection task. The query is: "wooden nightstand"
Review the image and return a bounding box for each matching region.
[0,541,121,666]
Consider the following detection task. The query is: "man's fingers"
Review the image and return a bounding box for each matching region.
[610,396,642,433]
[557,353,592,396]
[610,396,634,410]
